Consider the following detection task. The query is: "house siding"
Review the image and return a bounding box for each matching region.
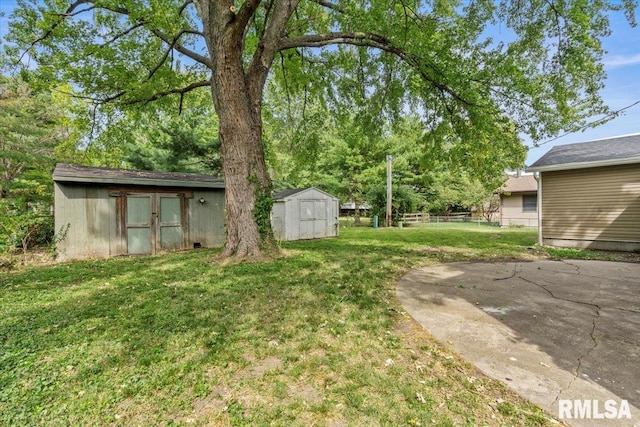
[500,193,538,227]
[541,163,640,250]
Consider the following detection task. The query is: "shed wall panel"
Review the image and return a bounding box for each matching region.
[271,188,339,241]
[271,202,287,240]
[54,183,115,261]
[286,198,301,240]
[188,189,225,248]
[541,164,640,244]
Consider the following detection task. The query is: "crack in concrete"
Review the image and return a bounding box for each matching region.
[561,260,581,275]
[518,276,600,310]
[518,275,601,407]
[494,262,519,281]
[612,306,640,314]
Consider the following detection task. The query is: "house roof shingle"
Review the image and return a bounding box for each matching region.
[502,175,537,193]
[53,163,225,188]
[527,133,640,172]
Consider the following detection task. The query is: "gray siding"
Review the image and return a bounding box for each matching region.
[188,189,225,248]
[55,183,225,261]
[541,164,640,250]
[54,182,116,261]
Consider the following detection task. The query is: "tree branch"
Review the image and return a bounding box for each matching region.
[52,80,211,107]
[237,0,264,30]
[17,0,95,64]
[178,0,194,16]
[245,0,302,107]
[19,1,210,70]
[310,0,344,14]
[279,32,475,106]
[129,80,212,106]
[96,22,145,50]
[151,28,212,69]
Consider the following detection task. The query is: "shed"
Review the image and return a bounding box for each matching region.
[527,134,640,251]
[53,163,225,261]
[499,174,538,228]
[271,187,339,241]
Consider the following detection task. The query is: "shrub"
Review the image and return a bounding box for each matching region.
[0,198,54,253]
[367,184,418,225]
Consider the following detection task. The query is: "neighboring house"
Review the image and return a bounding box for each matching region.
[53,163,225,261]
[527,134,640,251]
[339,201,371,217]
[271,187,339,241]
[499,174,538,228]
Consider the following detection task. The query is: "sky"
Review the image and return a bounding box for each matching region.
[0,1,638,165]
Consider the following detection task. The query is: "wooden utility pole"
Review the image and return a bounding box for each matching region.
[386,154,392,227]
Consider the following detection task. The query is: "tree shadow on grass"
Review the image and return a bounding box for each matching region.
[0,227,539,423]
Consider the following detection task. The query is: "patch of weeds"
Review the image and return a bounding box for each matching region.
[497,400,517,416]
[545,246,640,263]
[224,398,245,426]
[545,247,614,261]
[272,380,288,399]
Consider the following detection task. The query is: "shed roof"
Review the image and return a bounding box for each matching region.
[273,188,308,200]
[53,163,225,188]
[273,187,337,201]
[502,175,537,194]
[527,133,640,172]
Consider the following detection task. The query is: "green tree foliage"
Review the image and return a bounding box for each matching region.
[368,184,418,225]
[424,169,490,216]
[0,76,68,252]
[123,113,221,174]
[52,90,222,172]
[5,0,635,258]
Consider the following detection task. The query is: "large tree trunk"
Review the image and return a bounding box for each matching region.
[203,8,274,260]
[210,64,273,259]
[196,0,299,260]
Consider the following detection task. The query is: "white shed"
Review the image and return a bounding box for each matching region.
[271,187,340,241]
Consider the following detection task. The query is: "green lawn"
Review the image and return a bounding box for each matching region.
[1,227,555,426]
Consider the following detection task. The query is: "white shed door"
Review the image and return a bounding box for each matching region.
[313,200,327,238]
[298,199,328,239]
[158,196,183,251]
[299,200,315,239]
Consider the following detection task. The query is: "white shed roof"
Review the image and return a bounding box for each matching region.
[273,187,338,201]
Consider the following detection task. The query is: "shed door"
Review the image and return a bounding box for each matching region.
[125,193,185,255]
[299,200,315,240]
[313,200,327,238]
[299,199,327,239]
[126,194,152,254]
[158,196,183,250]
